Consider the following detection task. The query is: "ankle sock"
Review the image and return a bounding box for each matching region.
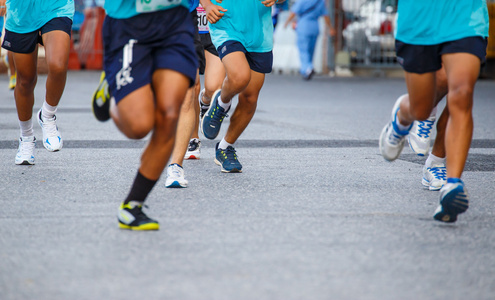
[218,138,233,150]
[425,153,446,168]
[42,101,58,120]
[124,171,157,204]
[19,119,34,137]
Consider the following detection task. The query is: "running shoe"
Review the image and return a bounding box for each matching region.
[379,97,411,161]
[165,163,188,188]
[15,136,36,165]
[422,163,447,191]
[408,114,436,156]
[8,74,16,90]
[433,180,469,223]
[201,89,229,140]
[184,138,201,160]
[215,142,242,173]
[91,71,111,122]
[198,88,209,118]
[118,201,160,230]
[37,109,63,152]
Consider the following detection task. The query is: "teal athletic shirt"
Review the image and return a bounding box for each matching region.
[209,0,273,53]
[395,0,489,45]
[5,0,74,34]
[104,0,189,19]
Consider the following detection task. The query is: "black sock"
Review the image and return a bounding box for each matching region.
[124,171,157,204]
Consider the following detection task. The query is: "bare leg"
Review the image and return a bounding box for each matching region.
[170,73,199,166]
[224,70,265,144]
[442,53,480,178]
[13,50,38,122]
[42,30,70,107]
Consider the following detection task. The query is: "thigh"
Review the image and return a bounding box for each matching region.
[41,30,70,67]
[404,71,437,115]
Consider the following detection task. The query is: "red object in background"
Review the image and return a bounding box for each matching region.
[379,20,393,35]
[68,36,81,70]
[76,7,105,70]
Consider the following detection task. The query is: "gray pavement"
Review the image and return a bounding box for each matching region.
[0,71,494,300]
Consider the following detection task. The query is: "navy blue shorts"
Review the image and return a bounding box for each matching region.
[217,41,273,74]
[2,17,72,54]
[191,10,206,75]
[200,33,218,57]
[396,36,487,74]
[103,7,198,103]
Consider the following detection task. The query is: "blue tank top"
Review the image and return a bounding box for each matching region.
[395,0,489,45]
[105,0,189,19]
[209,0,273,52]
[6,0,74,34]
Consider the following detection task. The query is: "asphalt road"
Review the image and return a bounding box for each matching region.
[1,71,494,300]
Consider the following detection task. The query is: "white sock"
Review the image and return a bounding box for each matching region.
[429,106,438,118]
[42,100,57,120]
[19,119,34,137]
[218,138,233,150]
[217,95,231,111]
[425,152,445,168]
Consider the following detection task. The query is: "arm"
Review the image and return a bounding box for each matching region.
[284,12,296,28]
[324,15,336,37]
[0,0,6,17]
[260,0,282,8]
[200,0,227,24]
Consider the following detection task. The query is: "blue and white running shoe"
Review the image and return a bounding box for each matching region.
[434,179,469,223]
[379,97,411,161]
[215,143,242,173]
[201,90,229,140]
[422,163,447,191]
[408,113,436,156]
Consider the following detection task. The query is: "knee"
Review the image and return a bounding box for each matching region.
[227,69,250,91]
[47,59,68,77]
[126,119,154,139]
[448,85,474,112]
[238,93,258,111]
[16,74,37,91]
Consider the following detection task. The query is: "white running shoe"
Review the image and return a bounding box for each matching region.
[184,139,201,160]
[37,109,63,152]
[165,164,188,188]
[15,136,36,165]
[408,114,436,156]
[379,97,411,161]
[422,163,447,191]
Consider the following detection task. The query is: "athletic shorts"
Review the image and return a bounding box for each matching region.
[200,32,219,57]
[217,40,273,74]
[2,17,72,54]
[395,36,487,74]
[191,9,206,75]
[103,7,198,103]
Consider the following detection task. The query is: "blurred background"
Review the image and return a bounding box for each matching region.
[1,0,494,79]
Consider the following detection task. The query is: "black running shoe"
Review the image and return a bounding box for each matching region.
[118,201,159,230]
[92,71,111,122]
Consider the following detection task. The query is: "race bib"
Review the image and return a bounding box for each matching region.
[197,5,209,34]
[136,0,182,13]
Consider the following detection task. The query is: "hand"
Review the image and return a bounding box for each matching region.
[201,0,227,24]
[328,27,336,37]
[260,0,277,8]
[0,0,6,17]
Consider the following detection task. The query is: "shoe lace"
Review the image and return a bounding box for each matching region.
[224,146,238,162]
[19,139,35,156]
[188,140,198,151]
[210,105,229,127]
[41,117,59,137]
[168,164,183,178]
[429,166,446,180]
[416,119,435,138]
[387,124,406,145]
